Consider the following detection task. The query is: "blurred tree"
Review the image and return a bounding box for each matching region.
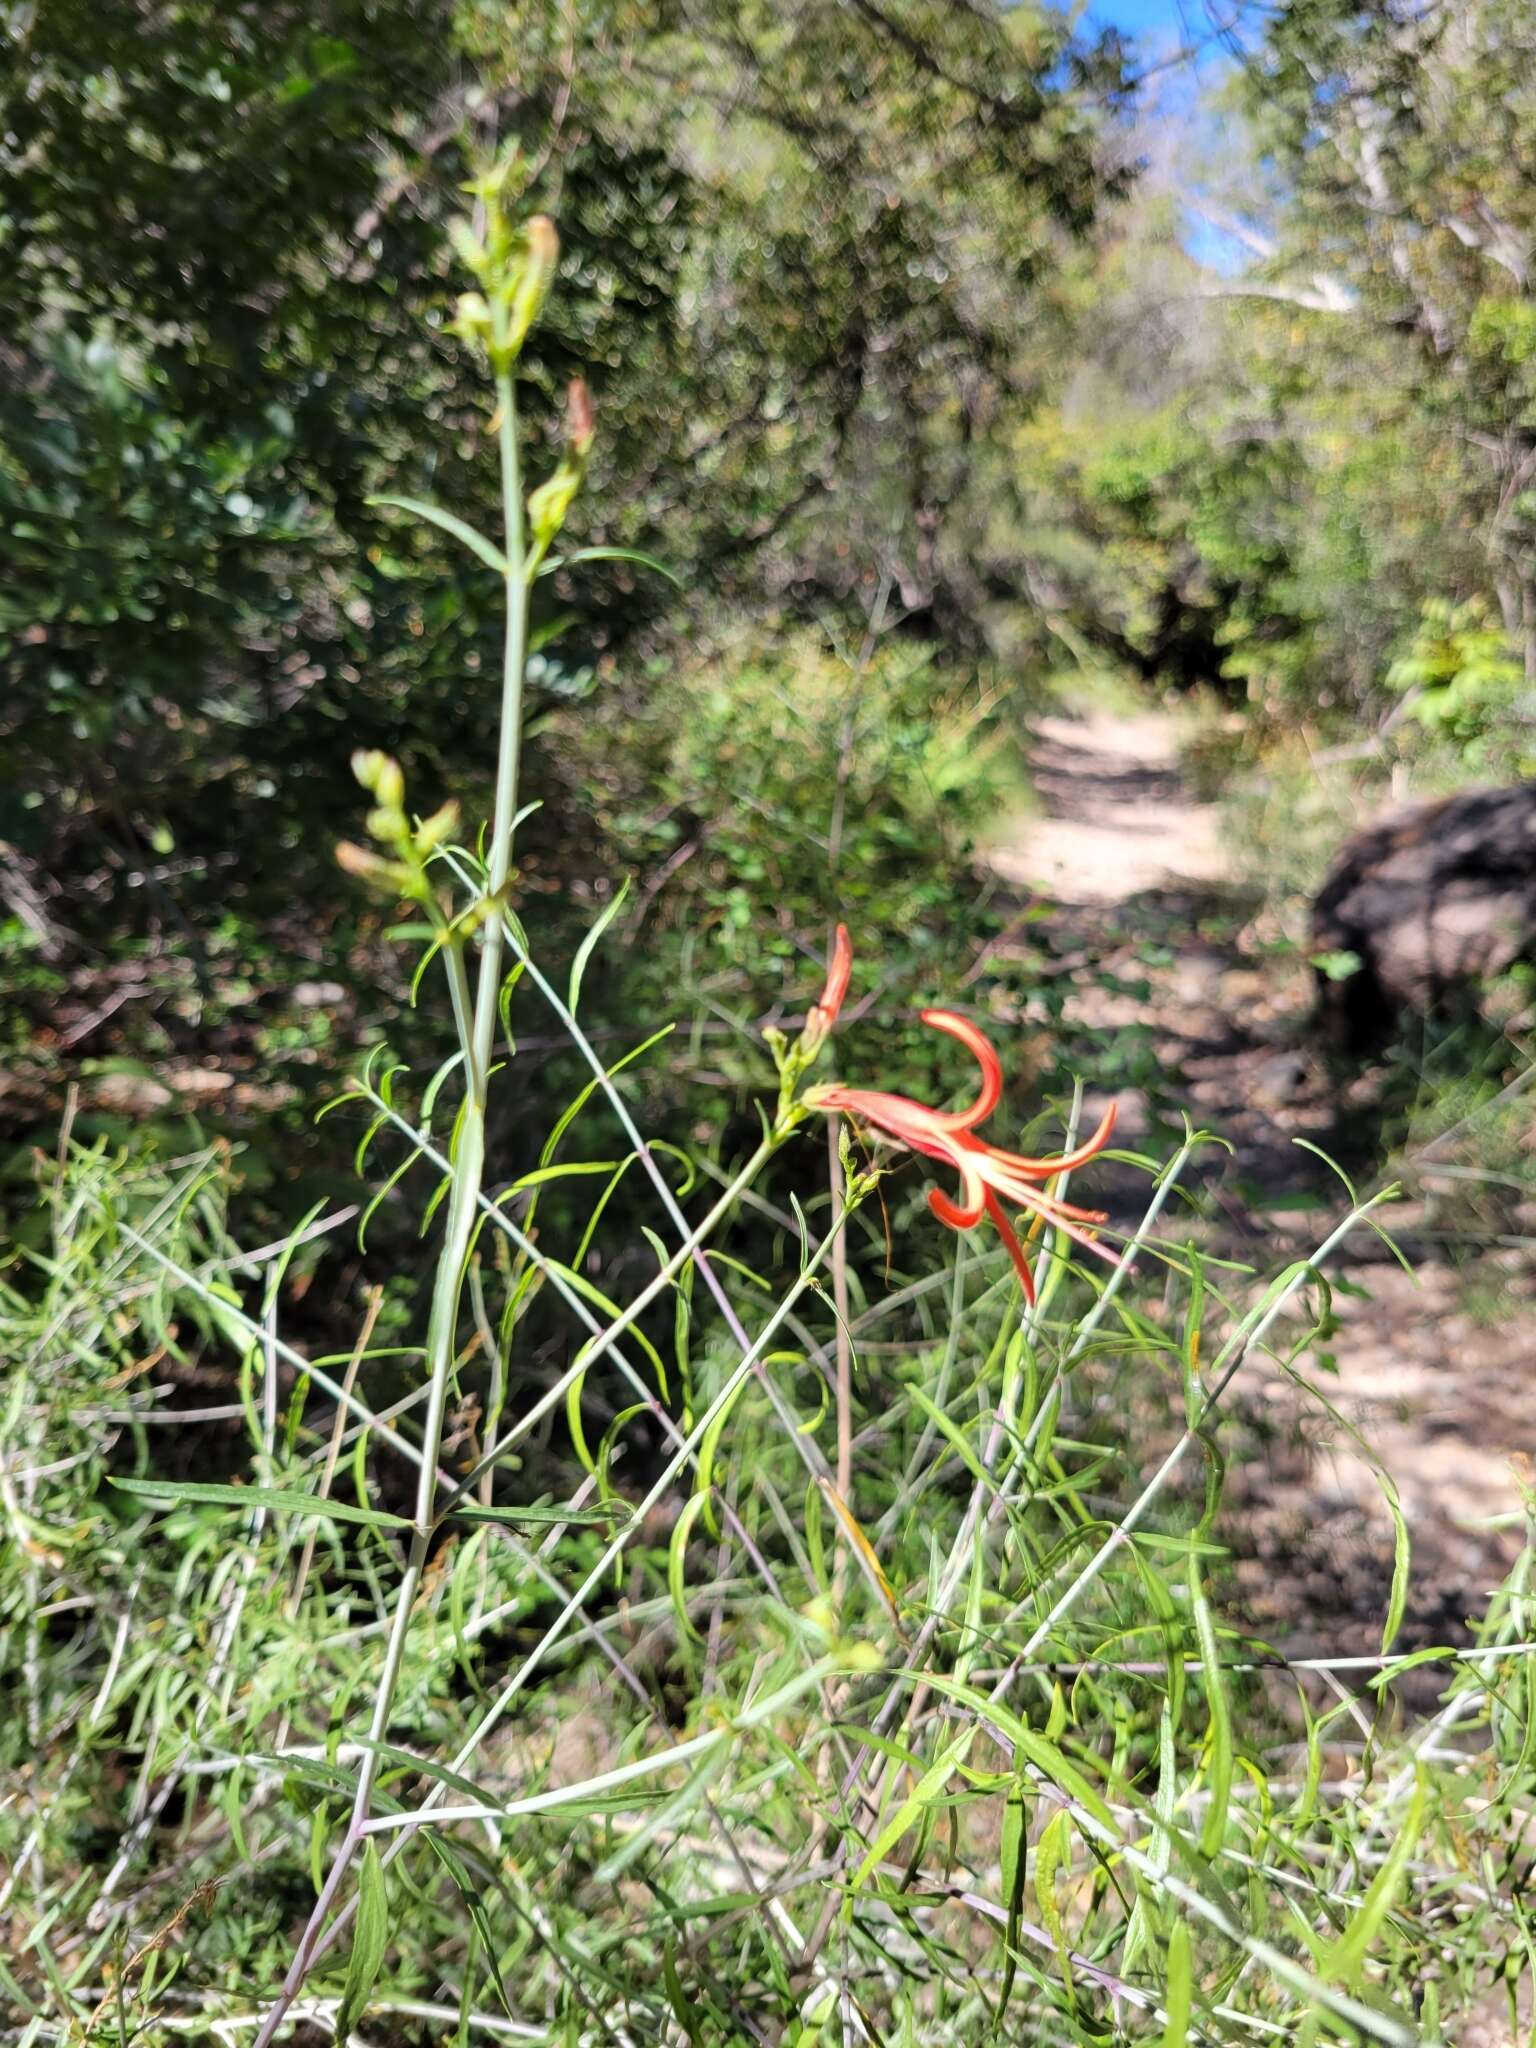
[0,0,1127,957]
[1237,0,1536,682]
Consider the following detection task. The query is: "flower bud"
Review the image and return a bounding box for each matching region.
[414,798,461,852]
[351,750,404,810]
[503,215,559,357]
[527,462,582,551]
[365,805,407,844]
[336,841,413,895]
[802,924,853,1054]
[451,292,493,347]
[567,377,595,459]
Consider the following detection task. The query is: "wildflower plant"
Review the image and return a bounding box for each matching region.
[8,157,1536,2048]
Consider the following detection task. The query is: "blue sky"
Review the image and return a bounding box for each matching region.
[1091,0,1191,31]
[1077,0,1255,271]
[1083,0,1248,72]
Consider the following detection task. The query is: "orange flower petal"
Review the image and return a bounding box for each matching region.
[928,1184,985,1230]
[988,1101,1118,1179]
[918,1009,1003,1130]
[983,1190,1037,1304]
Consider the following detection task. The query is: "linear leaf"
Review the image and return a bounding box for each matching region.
[1161,1918,1193,2046]
[849,1728,974,1902]
[538,545,681,586]
[335,1839,390,2041]
[368,495,509,576]
[509,1159,623,1189]
[1190,1558,1234,1859]
[568,876,631,1016]
[447,1500,628,1529]
[111,1477,411,1530]
[668,1487,714,1646]
[1319,1770,1427,1986]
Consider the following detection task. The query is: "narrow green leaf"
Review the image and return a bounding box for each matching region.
[1161,1918,1193,2047]
[357,1145,421,1254]
[566,1361,595,1474]
[596,1744,730,1883]
[420,1050,466,1129]
[663,1943,709,2048]
[907,1384,990,1488]
[1378,1468,1411,1657]
[998,1776,1028,2022]
[110,1478,411,1530]
[447,1500,628,1529]
[1033,1806,1074,1992]
[335,1839,390,2040]
[1369,1645,1456,1694]
[1319,1770,1427,1986]
[369,495,509,576]
[568,876,631,1016]
[354,1742,493,1810]
[668,1487,714,1645]
[1190,1558,1234,1861]
[420,1835,516,2021]
[509,1160,623,1189]
[914,1674,1116,1829]
[536,1026,672,1172]
[848,1729,973,1901]
[538,544,681,586]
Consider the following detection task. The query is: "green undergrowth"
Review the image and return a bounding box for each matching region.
[8,148,1536,2048]
[4,1099,1536,2046]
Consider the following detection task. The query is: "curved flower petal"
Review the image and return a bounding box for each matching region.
[982,1190,1037,1304]
[802,942,1120,1299]
[928,1185,985,1231]
[987,1101,1118,1177]
[918,1009,1003,1130]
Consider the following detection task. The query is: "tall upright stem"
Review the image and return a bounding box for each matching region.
[253,322,527,2048]
[475,360,527,1071]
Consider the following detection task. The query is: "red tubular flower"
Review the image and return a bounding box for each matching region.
[805,1005,1117,1304]
[806,924,853,1037]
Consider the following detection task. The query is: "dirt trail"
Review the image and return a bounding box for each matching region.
[989,704,1536,1661]
[987,708,1227,901]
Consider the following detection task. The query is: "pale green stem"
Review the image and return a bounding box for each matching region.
[259,1190,860,1990]
[349,1089,787,1511]
[254,319,528,2048]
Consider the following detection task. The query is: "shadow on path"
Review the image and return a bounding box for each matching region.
[986,704,1534,1668]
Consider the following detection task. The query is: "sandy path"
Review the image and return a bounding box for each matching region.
[987,703,1535,1669]
[985,709,1227,901]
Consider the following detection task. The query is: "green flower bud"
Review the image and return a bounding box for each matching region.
[450,292,493,348]
[351,750,404,809]
[365,805,407,844]
[501,215,559,360]
[414,798,461,852]
[527,461,582,551]
[336,841,413,895]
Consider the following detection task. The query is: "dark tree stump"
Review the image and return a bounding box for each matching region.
[1312,782,1536,1052]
